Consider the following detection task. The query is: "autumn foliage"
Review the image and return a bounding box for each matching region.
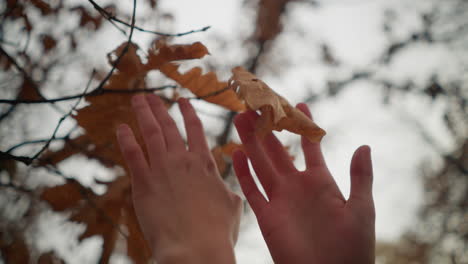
[1,0,325,260]
[2,0,468,263]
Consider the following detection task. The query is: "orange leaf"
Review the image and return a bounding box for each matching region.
[228,66,326,142]
[211,142,243,177]
[40,180,85,211]
[0,234,29,264]
[146,40,209,70]
[220,142,243,156]
[41,177,130,263]
[146,40,244,112]
[160,63,245,112]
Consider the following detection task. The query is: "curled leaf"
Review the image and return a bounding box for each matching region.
[228,66,326,142]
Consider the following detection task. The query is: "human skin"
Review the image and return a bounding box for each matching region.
[116,94,242,264]
[232,103,375,264]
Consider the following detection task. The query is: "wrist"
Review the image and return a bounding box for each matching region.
[157,239,236,264]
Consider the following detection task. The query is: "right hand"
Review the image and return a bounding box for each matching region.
[232,103,375,264]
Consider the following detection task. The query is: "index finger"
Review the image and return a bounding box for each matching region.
[234,112,278,198]
[178,98,211,155]
[296,103,327,170]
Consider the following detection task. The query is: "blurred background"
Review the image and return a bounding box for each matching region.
[0,0,467,263]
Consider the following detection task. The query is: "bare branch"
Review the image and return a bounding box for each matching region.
[0,182,33,194]
[0,105,16,121]
[0,85,177,105]
[87,0,210,37]
[31,71,95,162]
[0,45,44,98]
[0,151,32,165]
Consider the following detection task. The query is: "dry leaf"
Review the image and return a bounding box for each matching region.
[228,66,326,142]
[41,177,130,263]
[160,63,245,112]
[41,179,85,211]
[211,142,243,177]
[0,233,29,264]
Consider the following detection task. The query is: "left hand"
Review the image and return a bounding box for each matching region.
[116,94,242,264]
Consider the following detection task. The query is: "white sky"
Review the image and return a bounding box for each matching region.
[1,0,463,263]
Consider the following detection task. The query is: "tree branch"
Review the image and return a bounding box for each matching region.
[0,85,177,105]
[87,0,210,37]
[0,45,45,99]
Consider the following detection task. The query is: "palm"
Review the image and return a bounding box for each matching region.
[233,104,375,264]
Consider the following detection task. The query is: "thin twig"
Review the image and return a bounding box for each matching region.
[0,0,139,166]
[0,45,44,98]
[87,0,210,37]
[30,71,95,161]
[6,125,79,153]
[0,72,94,165]
[0,182,33,194]
[0,105,16,121]
[0,151,32,164]
[0,85,177,104]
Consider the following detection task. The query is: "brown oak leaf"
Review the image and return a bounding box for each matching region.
[228,66,326,142]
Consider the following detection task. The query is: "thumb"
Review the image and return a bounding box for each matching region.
[349,145,373,204]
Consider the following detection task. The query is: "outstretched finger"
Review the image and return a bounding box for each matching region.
[178,98,210,155]
[146,94,185,152]
[296,103,327,169]
[131,95,166,169]
[116,124,151,187]
[243,112,296,173]
[234,112,278,198]
[349,145,374,203]
[232,150,268,213]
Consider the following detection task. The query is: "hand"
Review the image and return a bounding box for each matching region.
[116,94,242,264]
[232,103,375,264]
